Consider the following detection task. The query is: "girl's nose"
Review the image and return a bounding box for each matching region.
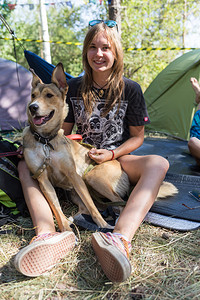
[96,48,103,56]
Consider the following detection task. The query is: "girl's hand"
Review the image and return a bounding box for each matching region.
[16,146,24,159]
[88,148,113,164]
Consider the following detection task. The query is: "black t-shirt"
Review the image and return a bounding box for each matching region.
[65,76,150,150]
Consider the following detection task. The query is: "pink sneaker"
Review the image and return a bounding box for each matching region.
[92,232,132,282]
[14,231,76,277]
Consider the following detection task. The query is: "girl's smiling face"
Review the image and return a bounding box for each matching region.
[87,31,115,77]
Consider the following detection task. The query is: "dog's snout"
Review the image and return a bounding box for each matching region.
[29,103,39,114]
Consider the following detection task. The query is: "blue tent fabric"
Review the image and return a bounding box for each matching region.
[24,50,74,83]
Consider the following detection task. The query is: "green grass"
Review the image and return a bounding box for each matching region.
[0,209,199,300]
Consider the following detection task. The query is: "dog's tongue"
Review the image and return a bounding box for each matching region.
[33,116,45,125]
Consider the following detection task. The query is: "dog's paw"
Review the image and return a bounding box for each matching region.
[104,223,115,230]
[68,216,74,225]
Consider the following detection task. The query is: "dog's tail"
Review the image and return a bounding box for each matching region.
[157,181,178,199]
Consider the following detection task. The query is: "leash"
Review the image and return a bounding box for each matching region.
[0,134,83,159]
[0,151,19,158]
[1,132,125,207]
[31,134,83,179]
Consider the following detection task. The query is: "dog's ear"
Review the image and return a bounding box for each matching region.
[52,63,68,94]
[29,68,43,88]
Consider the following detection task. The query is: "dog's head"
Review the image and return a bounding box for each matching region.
[28,63,69,135]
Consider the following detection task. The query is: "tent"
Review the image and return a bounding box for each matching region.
[144,49,200,140]
[0,58,32,131]
[24,50,74,83]
[0,52,74,132]
[2,49,200,137]
[25,49,200,140]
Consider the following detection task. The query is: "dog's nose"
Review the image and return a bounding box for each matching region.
[29,103,39,114]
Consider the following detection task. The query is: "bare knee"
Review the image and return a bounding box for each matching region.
[118,154,169,183]
[188,137,200,164]
[152,155,169,169]
[146,155,169,175]
[188,137,198,151]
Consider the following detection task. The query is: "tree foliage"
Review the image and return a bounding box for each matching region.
[120,0,200,90]
[0,0,200,90]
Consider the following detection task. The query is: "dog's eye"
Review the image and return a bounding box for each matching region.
[32,93,35,99]
[46,93,53,98]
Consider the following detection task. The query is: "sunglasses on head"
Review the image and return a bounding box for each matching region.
[89,19,118,30]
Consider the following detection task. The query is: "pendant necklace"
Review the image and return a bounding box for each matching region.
[93,80,108,98]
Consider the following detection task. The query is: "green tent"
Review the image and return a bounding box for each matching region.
[144,49,200,140]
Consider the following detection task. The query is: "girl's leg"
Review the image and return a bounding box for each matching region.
[92,154,169,282]
[114,154,169,241]
[188,137,200,166]
[15,160,76,277]
[18,160,55,235]
[189,78,200,164]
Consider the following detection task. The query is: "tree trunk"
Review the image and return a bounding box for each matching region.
[108,0,121,36]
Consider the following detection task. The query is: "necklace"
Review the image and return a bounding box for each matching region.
[93,80,108,97]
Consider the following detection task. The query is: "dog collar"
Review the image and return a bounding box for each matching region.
[30,127,56,150]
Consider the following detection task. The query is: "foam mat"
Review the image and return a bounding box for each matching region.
[150,173,200,222]
[133,137,198,175]
[73,138,200,232]
[144,212,200,231]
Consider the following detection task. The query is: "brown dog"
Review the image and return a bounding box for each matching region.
[22,63,178,232]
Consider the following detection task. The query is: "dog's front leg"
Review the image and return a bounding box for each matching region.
[71,174,111,229]
[38,173,72,232]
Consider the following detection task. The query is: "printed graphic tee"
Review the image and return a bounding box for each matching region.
[65,76,150,150]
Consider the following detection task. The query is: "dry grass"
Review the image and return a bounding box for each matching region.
[0,132,199,299]
[0,205,199,300]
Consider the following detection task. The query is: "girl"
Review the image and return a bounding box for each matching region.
[188,77,200,165]
[15,20,169,282]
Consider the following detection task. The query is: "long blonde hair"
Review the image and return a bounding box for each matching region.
[81,22,124,116]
